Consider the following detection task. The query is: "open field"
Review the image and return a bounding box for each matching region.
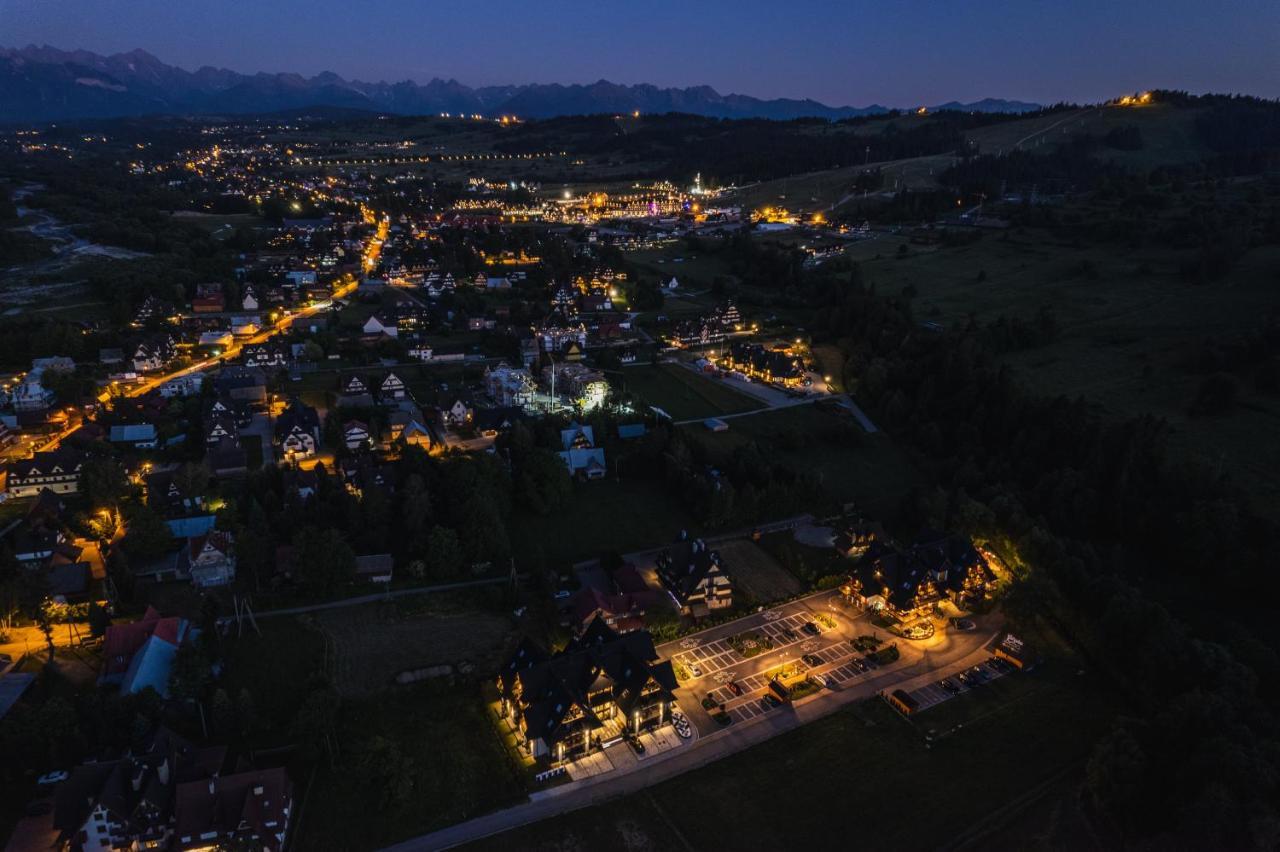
[729,104,1213,215]
[731,153,955,212]
[617,364,761,421]
[714,539,803,604]
[682,404,927,517]
[625,244,731,290]
[464,661,1115,852]
[843,226,1280,512]
[510,476,690,566]
[312,597,513,696]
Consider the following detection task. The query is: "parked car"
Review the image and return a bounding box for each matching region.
[629,736,646,755]
[951,618,976,631]
[801,622,820,636]
[727,680,743,696]
[36,771,68,787]
[764,693,783,708]
[689,664,702,677]
[802,653,822,667]
[822,675,836,689]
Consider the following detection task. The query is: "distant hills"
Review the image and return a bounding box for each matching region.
[0,45,1042,124]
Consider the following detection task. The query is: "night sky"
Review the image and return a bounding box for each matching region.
[2,0,1276,106]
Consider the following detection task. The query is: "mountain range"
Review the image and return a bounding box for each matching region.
[0,45,1042,124]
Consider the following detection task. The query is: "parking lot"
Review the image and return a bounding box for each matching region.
[904,657,1012,712]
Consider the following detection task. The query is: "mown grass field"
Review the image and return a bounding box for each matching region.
[464,660,1115,852]
[682,404,926,518]
[617,363,761,421]
[510,476,690,567]
[312,597,513,696]
[714,539,803,604]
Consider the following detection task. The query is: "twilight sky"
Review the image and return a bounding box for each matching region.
[1,0,1276,106]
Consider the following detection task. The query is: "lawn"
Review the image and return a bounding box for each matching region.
[682,404,927,517]
[715,539,803,603]
[615,364,761,421]
[511,476,689,567]
[312,597,513,696]
[463,663,1116,852]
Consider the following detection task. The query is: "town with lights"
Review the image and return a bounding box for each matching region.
[0,25,1275,852]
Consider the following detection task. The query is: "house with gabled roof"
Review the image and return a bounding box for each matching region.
[343,420,372,451]
[362,312,398,338]
[655,539,733,617]
[841,531,996,621]
[274,400,320,461]
[558,423,606,480]
[181,531,236,588]
[496,616,678,763]
[4,448,83,497]
[100,607,198,695]
[380,371,407,401]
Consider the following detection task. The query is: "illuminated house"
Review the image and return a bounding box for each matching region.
[669,301,742,348]
[485,363,537,408]
[721,341,805,387]
[274,399,320,461]
[842,531,996,621]
[535,307,588,353]
[496,617,678,763]
[543,363,608,412]
[4,449,83,497]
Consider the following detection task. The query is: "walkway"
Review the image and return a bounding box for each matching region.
[230,575,519,622]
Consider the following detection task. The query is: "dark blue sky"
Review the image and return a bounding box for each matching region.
[3,0,1276,106]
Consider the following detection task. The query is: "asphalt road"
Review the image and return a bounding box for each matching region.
[383,596,1000,851]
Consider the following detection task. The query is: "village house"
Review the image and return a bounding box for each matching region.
[543,363,608,412]
[841,531,997,622]
[444,399,472,428]
[241,286,260,311]
[158,373,205,399]
[655,539,733,617]
[100,607,198,695]
[181,530,237,587]
[131,335,177,373]
[108,423,159,450]
[343,420,372,450]
[379,371,407,401]
[484,363,537,408]
[274,400,321,461]
[558,423,606,480]
[362,312,399,338]
[241,341,289,369]
[3,448,83,497]
[535,307,588,353]
[496,617,678,764]
[721,341,805,387]
[192,283,226,313]
[51,727,293,852]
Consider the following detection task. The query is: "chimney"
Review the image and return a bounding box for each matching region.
[157,758,170,786]
[208,779,216,795]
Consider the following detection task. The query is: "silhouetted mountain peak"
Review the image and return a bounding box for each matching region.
[0,44,1042,124]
